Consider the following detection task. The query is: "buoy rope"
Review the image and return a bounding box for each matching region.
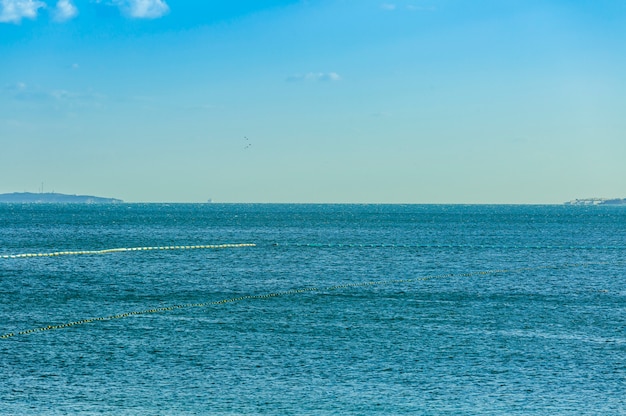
[281,243,626,250]
[0,243,256,259]
[3,242,623,260]
[0,262,601,340]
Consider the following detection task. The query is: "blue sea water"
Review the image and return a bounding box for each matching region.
[0,204,624,415]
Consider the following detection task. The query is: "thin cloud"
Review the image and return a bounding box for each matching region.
[381,3,436,12]
[406,5,436,11]
[4,81,28,92]
[4,82,104,107]
[287,72,342,82]
[53,0,77,22]
[0,0,46,24]
[6,84,50,101]
[113,0,169,19]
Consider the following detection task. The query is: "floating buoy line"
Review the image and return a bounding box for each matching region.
[1,242,624,261]
[0,261,603,340]
[284,243,626,250]
[0,243,256,259]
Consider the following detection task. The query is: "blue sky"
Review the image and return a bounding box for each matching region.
[1,0,625,203]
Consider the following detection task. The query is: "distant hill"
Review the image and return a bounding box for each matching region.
[0,192,123,204]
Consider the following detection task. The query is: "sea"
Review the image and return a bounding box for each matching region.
[1,204,624,415]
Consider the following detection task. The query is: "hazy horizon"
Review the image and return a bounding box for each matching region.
[2,1,625,204]
[2,190,625,205]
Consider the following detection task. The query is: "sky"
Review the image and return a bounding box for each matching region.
[1,0,625,203]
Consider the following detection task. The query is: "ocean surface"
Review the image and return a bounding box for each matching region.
[1,204,624,415]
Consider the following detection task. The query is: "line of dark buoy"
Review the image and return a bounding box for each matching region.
[0,262,600,340]
[0,243,256,259]
[279,243,625,250]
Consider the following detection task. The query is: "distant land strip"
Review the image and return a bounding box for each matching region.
[564,197,626,205]
[0,192,122,204]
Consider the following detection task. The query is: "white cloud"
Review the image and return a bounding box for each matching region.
[380,3,396,11]
[287,72,342,82]
[0,0,46,23]
[53,0,77,21]
[114,0,169,19]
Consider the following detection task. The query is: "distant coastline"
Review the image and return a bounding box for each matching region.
[564,198,626,206]
[0,192,123,204]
